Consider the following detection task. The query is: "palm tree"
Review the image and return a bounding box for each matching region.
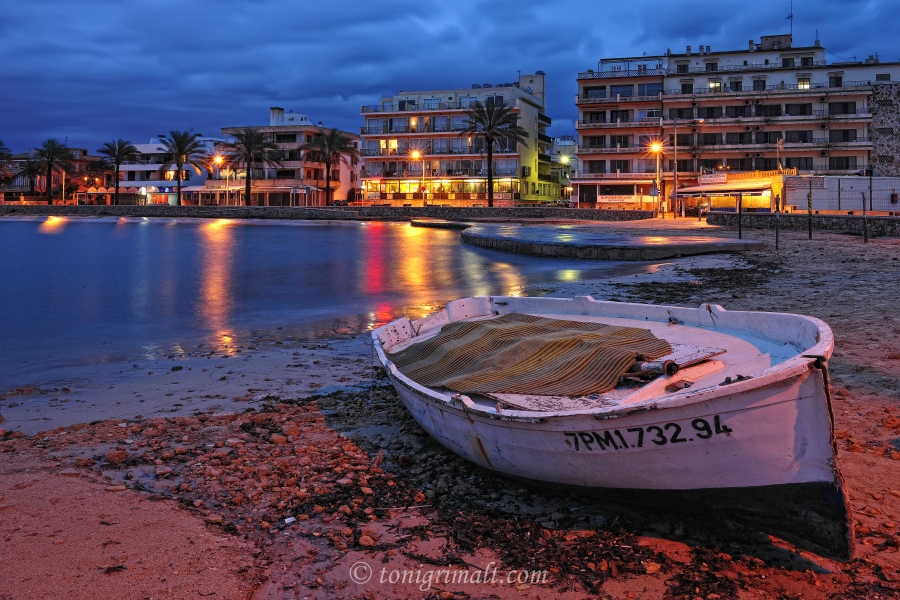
[460,99,529,207]
[97,139,140,205]
[36,139,74,205]
[14,158,43,195]
[159,131,207,206]
[222,129,282,206]
[300,127,359,206]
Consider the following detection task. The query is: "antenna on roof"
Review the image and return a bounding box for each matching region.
[786,1,794,36]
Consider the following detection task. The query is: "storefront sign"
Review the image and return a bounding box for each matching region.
[699,173,728,184]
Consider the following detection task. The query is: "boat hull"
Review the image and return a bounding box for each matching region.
[374,297,852,559]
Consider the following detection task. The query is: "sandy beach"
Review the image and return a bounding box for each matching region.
[2,219,899,599]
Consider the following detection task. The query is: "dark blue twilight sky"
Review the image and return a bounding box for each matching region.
[1,0,898,153]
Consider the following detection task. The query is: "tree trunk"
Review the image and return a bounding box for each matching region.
[244,168,252,206]
[486,142,494,208]
[113,163,119,205]
[176,165,183,206]
[46,165,53,205]
[325,159,332,206]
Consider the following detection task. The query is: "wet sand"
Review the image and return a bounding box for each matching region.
[2,222,900,599]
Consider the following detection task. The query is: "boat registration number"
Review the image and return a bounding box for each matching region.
[564,416,733,452]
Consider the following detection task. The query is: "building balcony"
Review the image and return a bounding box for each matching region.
[361,99,519,114]
[571,171,658,180]
[575,118,661,129]
[576,93,661,105]
[364,168,519,179]
[537,152,552,163]
[578,68,668,80]
[362,146,518,158]
[662,80,873,98]
[575,145,641,154]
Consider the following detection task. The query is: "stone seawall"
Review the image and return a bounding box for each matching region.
[0,204,357,220]
[707,212,900,237]
[0,204,656,222]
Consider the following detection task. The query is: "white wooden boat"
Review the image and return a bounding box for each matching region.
[372,296,852,559]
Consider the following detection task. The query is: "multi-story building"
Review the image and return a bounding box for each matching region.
[188,108,361,207]
[117,136,220,205]
[574,34,900,212]
[551,135,576,201]
[359,73,557,207]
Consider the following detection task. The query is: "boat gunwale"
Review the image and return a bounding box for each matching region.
[372,296,834,422]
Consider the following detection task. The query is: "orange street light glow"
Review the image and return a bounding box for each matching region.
[651,142,662,153]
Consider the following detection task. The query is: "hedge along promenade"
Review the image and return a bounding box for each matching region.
[0,204,656,222]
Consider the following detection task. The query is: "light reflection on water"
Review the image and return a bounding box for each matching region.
[1,216,661,383]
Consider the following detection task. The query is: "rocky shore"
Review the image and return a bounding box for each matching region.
[2,224,900,599]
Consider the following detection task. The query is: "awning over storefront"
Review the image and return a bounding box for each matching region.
[183,185,323,193]
[675,181,772,196]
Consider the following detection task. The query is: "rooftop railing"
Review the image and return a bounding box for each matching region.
[578,61,829,79]
[361,99,516,113]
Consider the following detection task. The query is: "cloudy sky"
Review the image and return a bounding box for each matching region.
[2,0,898,153]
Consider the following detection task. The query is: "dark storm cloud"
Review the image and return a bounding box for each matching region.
[1,0,898,153]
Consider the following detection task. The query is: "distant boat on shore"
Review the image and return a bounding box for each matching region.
[373,295,853,560]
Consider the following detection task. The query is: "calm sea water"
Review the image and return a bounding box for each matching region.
[0,216,655,383]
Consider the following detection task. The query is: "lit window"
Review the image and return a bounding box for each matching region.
[708,81,722,93]
[798,78,810,89]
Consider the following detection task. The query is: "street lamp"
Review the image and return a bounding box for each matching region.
[214,154,230,206]
[410,149,425,206]
[651,141,662,217]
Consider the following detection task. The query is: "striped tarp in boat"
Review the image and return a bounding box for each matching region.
[387,313,673,397]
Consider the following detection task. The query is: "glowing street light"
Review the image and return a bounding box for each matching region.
[213,154,231,205]
[650,141,662,217]
[410,149,425,206]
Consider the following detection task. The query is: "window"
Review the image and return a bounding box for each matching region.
[784,103,812,115]
[708,81,722,93]
[424,98,441,109]
[699,133,721,146]
[729,80,743,92]
[829,129,857,143]
[706,62,718,72]
[756,131,782,144]
[726,132,752,144]
[675,133,694,146]
[829,156,857,170]
[876,73,892,81]
[726,158,753,171]
[276,169,295,179]
[784,157,813,170]
[611,84,634,97]
[459,96,477,107]
[785,130,812,143]
[584,86,607,99]
[801,57,814,67]
[609,160,629,173]
[699,159,720,170]
[585,111,606,123]
[829,75,843,87]
[676,63,689,74]
[609,109,631,123]
[610,135,631,148]
[681,82,694,94]
[676,159,694,172]
[584,136,605,148]
[640,108,661,119]
[275,133,296,143]
[829,102,856,115]
[798,78,810,89]
[669,107,692,119]
[878,155,896,163]
[697,106,722,119]
[753,79,766,91]
[585,160,606,174]
[756,158,777,170]
[718,158,745,172]
[637,64,647,74]
[726,105,750,118]
[782,58,795,68]
[755,104,782,117]
[637,83,662,96]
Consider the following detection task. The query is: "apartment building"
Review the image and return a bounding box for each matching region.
[188,108,361,207]
[575,34,900,212]
[359,73,557,207]
[115,137,220,205]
